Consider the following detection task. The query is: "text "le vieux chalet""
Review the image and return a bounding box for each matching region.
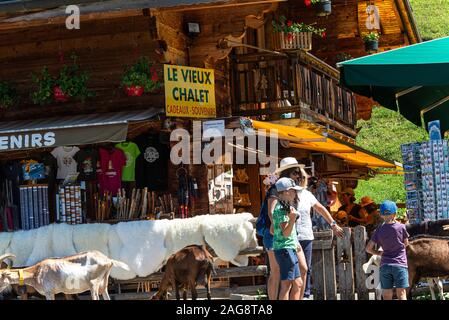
[166,67,212,103]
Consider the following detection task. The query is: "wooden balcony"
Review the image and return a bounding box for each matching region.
[230,50,357,137]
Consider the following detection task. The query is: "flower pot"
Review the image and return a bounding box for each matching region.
[273,32,312,51]
[315,0,332,17]
[53,86,69,102]
[125,85,144,97]
[364,40,379,53]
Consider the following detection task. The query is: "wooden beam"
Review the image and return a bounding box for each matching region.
[162,0,286,12]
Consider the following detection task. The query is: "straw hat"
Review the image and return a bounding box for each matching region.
[336,210,347,220]
[274,157,304,175]
[360,196,375,207]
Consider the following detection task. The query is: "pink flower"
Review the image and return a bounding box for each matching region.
[287,20,293,27]
[304,0,312,7]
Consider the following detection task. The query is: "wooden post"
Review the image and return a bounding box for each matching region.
[354,226,369,300]
[311,247,325,300]
[323,243,337,300]
[336,227,354,300]
[312,230,335,300]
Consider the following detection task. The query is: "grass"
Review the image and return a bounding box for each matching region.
[409,0,449,40]
[355,107,428,205]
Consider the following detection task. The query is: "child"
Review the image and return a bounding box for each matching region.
[273,177,303,300]
[365,200,410,300]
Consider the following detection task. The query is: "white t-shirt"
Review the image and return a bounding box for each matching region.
[295,189,319,241]
[51,146,80,179]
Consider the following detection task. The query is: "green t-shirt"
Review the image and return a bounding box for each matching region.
[273,203,299,250]
[115,142,141,182]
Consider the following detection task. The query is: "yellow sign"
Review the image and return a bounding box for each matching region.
[164,64,216,118]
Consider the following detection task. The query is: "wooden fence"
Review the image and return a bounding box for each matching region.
[312,226,370,300]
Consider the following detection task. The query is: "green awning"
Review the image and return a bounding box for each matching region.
[338,37,449,133]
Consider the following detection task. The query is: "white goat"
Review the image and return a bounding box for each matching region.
[0,251,130,300]
[363,255,445,300]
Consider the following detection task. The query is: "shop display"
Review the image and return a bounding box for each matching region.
[402,140,449,223]
[57,184,83,225]
[135,133,170,191]
[19,185,50,230]
[115,142,141,182]
[51,146,80,180]
[74,147,99,181]
[98,147,126,196]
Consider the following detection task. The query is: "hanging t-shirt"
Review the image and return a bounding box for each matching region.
[115,142,141,182]
[50,146,80,180]
[135,134,170,191]
[98,147,126,195]
[74,148,99,181]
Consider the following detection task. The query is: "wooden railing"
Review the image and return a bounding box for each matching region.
[231,51,357,134]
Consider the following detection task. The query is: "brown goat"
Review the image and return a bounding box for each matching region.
[152,245,215,300]
[406,236,449,298]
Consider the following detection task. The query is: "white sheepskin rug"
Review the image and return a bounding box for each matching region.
[51,223,77,258]
[114,219,170,279]
[0,232,12,256]
[108,226,136,280]
[164,215,205,255]
[6,229,38,267]
[72,223,111,256]
[27,224,54,266]
[1,212,257,278]
[201,213,257,266]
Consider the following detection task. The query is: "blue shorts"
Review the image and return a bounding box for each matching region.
[274,248,301,281]
[380,265,409,289]
[262,228,274,250]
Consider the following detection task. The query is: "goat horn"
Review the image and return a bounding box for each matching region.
[0,254,15,267]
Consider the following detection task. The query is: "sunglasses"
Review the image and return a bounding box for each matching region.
[292,171,301,176]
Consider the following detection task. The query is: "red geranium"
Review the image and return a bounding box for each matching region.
[304,0,312,7]
[321,31,326,38]
[287,20,293,27]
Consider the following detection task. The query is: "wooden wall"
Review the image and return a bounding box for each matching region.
[0,13,165,121]
[278,0,417,120]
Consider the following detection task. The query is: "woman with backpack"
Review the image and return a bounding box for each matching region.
[259,157,344,300]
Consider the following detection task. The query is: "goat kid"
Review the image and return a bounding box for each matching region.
[152,245,215,300]
[0,251,130,300]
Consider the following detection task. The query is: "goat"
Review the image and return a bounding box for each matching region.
[152,245,215,300]
[0,260,78,300]
[406,236,449,299]
[0,251,130,300]
[406,219,449,238]
[363,254,445,300]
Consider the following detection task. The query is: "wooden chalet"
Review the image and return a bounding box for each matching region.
[0,0,420,298]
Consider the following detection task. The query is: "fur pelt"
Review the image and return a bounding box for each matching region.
[27,224,54,266]
[51,223,77,257]
[114,220,169,278]
[201,213,257,266]
[1,212,258,277]
[0,232,12,256]
[164,215,205,255]
[72,223,111,256]
[6,229,38,266]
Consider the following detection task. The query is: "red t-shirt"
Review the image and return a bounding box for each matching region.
[98,148,126,196]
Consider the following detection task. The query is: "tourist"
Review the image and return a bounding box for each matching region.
[365,200,410,300]
[275,157,344,299]
[272,177,302,300]
[339,188,363,227]
[360,196,381,236]
[259,173,281,300]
